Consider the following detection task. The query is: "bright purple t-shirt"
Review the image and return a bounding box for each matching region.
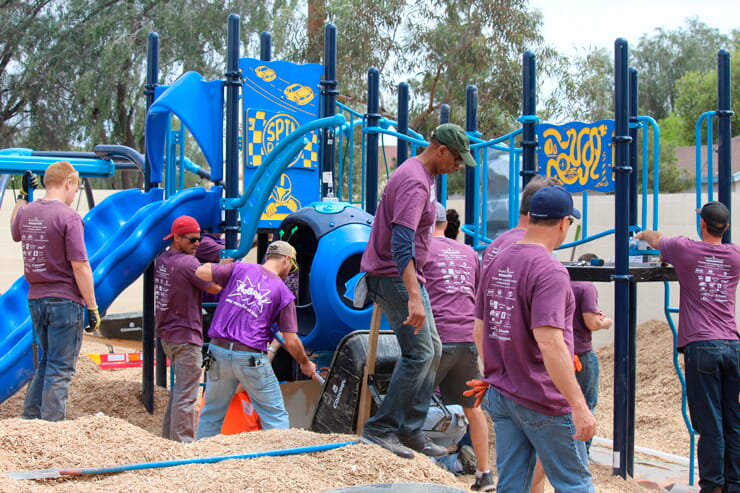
[208,262,297,351]
[423,236,479,343]
[659,236,740,349]
[360,157,436,283]
[475,242,575,416]
[481,227,526,272]
[571,281,600,354]
[11,200,89,305]
[154,249,213,345]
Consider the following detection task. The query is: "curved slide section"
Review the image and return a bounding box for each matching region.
[0,186,222,403]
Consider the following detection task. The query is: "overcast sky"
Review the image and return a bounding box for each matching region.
[528,0,738,55]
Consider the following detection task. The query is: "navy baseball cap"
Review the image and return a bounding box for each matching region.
[529,185,581,220]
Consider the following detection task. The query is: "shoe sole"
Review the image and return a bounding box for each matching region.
[359,435,415,459]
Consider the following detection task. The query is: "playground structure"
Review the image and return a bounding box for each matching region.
[0,13,733,485]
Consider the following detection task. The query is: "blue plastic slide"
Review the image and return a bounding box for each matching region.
[0,186,222,403]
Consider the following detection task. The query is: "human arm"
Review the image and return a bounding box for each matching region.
[195,263,214,281]
[473,318,484,363]
[634,230,663,250]
[71,260,97,308]
[533,326,595,442]
[281,332,318,381]
[582,312,613,332]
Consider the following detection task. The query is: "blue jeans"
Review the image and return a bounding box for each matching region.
[575,349,600,454]
[683,340,740,493]
[160,340,202,443]
[23,298,84,422]
[483,387,593,493]
[362,275,441,437]
[196,343,288,440]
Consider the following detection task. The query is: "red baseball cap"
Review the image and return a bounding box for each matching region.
[163,215,201,240]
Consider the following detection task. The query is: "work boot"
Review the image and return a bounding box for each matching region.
[398,431,449,457]
[471,470,495,492]
[359,431,415,459]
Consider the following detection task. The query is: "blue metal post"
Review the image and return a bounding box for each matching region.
[320,24,338,200]
[437,104,450,200]
[465,85,477,246]
[365,68,380,215]
[717,49,732,243]
[397,82,409,165]
[612,38,634,479]
[260,31,271,61]
[521,51,537,188]
[142,32,159,410]
[224,15,240,251]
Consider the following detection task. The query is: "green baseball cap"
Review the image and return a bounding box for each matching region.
[431,123,477,167]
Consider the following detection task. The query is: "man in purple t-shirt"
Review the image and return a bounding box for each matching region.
[11,161,100,422]
[481,175,559,271]
[358,123,476,459]
[195,241,317,438]
[636,201,740,493]
[424,202,493,492]
[155,215,221,442]
[473,185,595,492]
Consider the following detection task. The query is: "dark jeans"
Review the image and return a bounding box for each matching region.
[23,298,84,421]
[362,275,441,437]
[684,339,740,493]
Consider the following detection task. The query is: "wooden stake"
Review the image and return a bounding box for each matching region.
[356,304,382,435]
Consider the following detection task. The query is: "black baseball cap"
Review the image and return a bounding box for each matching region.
[696,201,729,230]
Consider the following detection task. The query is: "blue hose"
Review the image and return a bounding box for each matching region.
[9,440,358,480]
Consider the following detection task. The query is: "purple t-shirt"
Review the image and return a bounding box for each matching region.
[571,281,600,354]
[196,235,224,304]
[11,200,89,305]
[475,243,575,416]
[208,262,297,351]
[423,236,479,343]
[659,236,740,349]
[360,157,436,283]
[481,227,526,272]
[155,249,213,345]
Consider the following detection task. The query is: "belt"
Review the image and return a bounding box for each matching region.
[209,338,265,354]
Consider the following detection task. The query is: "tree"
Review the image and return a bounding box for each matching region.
[632,18,732,120]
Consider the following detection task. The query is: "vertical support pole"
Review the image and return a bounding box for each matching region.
[365,68,380,215]
[143,32,159,409]
[224,14,241,253]
[436,105,450,201]
[356,305,383,434]
[464,85,477,246]
[611,38,634,479]
[521,51,537,188]
[397,82,409,166]
[320,24,338,200]
[717,49,732,243]
[256,31,272,263]
[626,66,639,477]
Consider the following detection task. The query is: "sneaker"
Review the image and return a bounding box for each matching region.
[359,431,415,459]
[471,471,495,492]
[459,444,477,474]
[398,432,449,457]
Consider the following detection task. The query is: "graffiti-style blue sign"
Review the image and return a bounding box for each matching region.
[536,120,615,193]
[240,58,323,228]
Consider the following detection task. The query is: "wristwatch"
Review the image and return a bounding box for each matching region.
[16,193,27,201]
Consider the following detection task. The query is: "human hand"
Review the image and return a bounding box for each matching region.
[18,170,39,200]
[572,405,596,442]
[463,379,489,408]
[299,360,317,380]
[86,306,101,333]
[404,296,425,334]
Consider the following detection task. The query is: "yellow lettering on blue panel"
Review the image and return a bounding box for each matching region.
[535,120,615,193]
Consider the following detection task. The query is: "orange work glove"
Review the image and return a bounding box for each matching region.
[574,354,583,372]
[463,379,489,408]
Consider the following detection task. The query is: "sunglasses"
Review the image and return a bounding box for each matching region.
[567,217,575,225]
[446,146,464,167]
[182,235,202,244]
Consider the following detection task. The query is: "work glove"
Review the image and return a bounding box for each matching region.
[463,379,489,408]
[574,354,583,372]
[18,170,39,201]
[86,306,101,333]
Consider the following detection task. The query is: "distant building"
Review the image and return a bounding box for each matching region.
[674,135,740,193]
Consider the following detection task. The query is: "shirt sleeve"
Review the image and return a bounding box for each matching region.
[183,255,214,291]
[658,236,678,264]
[211,262,237,286]
[10,207,23,242]
[65,215,88,262]
[579,283,600,314]
[391,179,429,231]
[277,300,298,333]
[391,223,416,276]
